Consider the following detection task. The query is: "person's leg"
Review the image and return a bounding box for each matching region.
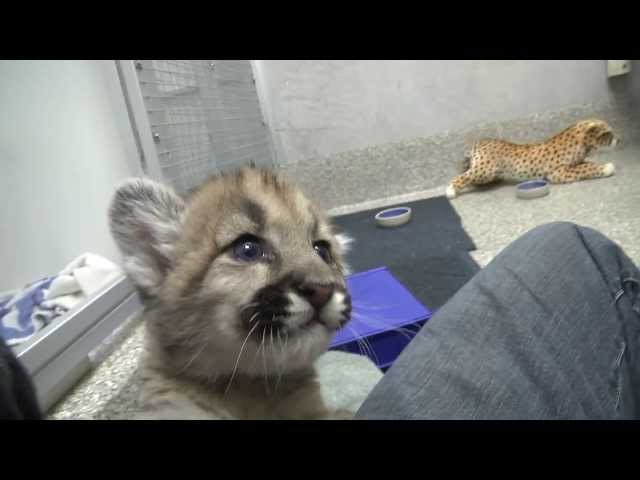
[0,337,42,420]
[356,222,640,419]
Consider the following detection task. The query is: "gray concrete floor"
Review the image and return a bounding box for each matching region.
[49,146,640,419]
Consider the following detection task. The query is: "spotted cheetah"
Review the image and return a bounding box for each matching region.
[446,119,619,199]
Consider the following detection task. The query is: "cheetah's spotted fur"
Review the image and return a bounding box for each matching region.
[446,119,619,199]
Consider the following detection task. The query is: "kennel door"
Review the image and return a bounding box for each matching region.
[118,60,276,194]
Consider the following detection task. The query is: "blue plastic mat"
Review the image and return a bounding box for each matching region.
[330,267,432,370]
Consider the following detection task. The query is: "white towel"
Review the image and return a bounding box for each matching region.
[42,253,122,312]
[1,253,122,346]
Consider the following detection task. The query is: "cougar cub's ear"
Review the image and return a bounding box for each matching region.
[334,232,354,255]
[333,232,354,275]
[109,178,185,297]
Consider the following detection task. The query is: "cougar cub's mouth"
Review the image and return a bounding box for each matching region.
[240,280,352,337]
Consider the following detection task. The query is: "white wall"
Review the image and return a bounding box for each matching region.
[257,60,640,164]
[0,60,141,291]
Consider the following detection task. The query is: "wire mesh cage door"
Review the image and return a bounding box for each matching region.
[119,60,276,194]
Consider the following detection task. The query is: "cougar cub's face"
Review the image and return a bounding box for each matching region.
[109,167,352,383]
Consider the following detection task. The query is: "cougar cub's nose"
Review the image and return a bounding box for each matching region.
[296,283,334,310]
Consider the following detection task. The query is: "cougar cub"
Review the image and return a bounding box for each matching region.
[109,167,380,419]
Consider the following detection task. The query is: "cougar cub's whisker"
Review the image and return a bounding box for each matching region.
[225,320,261,396]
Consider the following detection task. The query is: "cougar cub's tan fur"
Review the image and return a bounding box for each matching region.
[109,167,378,419]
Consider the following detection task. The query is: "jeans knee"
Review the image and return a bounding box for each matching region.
[525,221,582,246]
[521,222,629,287]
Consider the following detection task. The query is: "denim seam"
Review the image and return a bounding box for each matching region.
[615,341,626,412]
[622,277,640,315]
[573,226,620,299]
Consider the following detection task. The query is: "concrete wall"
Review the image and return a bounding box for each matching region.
[0,60,141,291]
[255,60,640,209]
[257,60,640,165]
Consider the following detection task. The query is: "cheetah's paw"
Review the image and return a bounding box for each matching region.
[602,163,615,177]
[445,185,457,199]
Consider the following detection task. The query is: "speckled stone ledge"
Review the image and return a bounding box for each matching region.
[280,102,640,210]
[327,184,445,217]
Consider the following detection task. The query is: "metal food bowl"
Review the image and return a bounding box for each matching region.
[516,180,550,199]
[374,207,412,228]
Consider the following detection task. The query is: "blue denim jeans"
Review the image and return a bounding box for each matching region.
[356,222,640,419]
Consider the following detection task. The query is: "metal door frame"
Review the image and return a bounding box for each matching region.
[117,59,280,182]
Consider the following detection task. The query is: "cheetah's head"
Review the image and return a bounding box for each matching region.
[578,119,620,152]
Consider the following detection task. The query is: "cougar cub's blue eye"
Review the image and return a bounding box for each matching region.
[233,235,264,262]
[313,241,331,263]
